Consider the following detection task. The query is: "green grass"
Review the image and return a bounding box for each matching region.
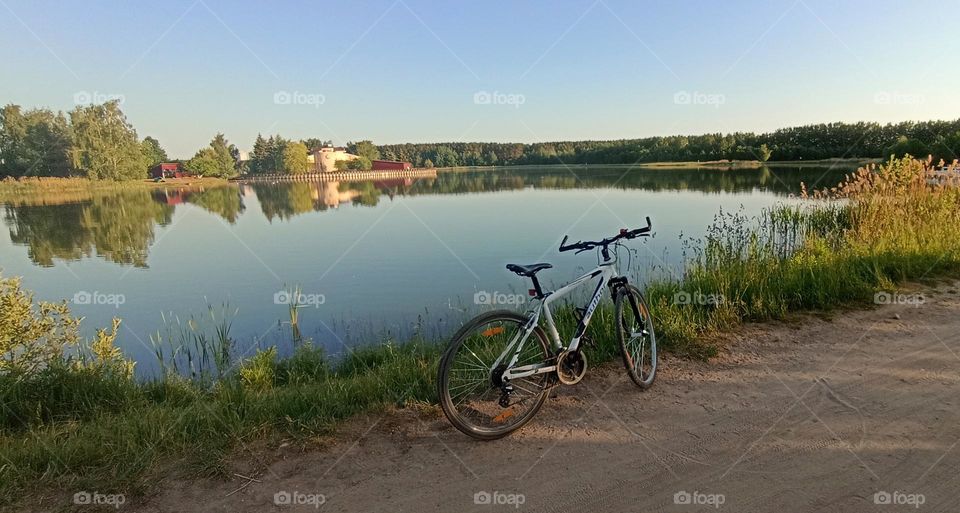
[1,156,959,508]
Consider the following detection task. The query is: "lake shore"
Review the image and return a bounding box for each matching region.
[1,157,958,510]
[397,158,879,174]
[136,281,960,513]
[0,157,878,198]
[0,176,231,202]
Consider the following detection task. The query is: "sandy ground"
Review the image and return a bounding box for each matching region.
[136,284,960,513]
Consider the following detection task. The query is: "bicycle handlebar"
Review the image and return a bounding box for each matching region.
[559,216,652,253]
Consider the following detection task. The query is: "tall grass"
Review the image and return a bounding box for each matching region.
[150,304,236,381]
[1,156,959,507]
[648,156,960,356]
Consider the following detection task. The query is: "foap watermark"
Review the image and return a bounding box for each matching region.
[73,91,126,105]
[475,290,525,306]
[673,90,725,108]
[473,90,525,108]
[73,491,125,509]
[873,91,924,106]
[274,289,326,308]
[874,490,925,508]
[474,490,526,509]
[874,291,924,308]
[273,90,325,108]
[274,490,326,509]
[73,291,126,309]
[673,291,725,306]
[674,490,725,509]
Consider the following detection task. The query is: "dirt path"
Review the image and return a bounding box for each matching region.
[141,284,960,513]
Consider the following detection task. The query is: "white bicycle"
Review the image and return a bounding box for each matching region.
[438,218,657,439]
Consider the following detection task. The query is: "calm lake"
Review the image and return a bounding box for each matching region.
[0,165,851,375]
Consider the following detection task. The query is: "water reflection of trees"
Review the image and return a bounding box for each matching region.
[183,187,245,223]
[318,166,850,207]
[1,167,854,267]
[4,189,173,267]
[251,181,386,221]
[391,166,852,198]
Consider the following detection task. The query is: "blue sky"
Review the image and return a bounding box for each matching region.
[2,0,958,158]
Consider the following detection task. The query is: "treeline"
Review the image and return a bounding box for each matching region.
[4,99,959,180]
[376,120,960,167]
[0,101,243,180]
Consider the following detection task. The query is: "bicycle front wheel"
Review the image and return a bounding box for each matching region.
[437,310,552,440]
[615,285,657,388]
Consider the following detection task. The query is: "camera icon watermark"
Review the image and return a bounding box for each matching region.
[274,490,326,508]
[874,490,925,508]
[873,91,924,106]
[73,91,126,106]
[473,90,526,108]
[72,290,126,309]
[874,291,924,308]
[474,490,526,508]
[474,290,526,306]
[274,289,326,308]
[673,291,724,306]
[73,491,125,509]
[273,90,325,108]
[674,490,725,508]
[673,90,725,108]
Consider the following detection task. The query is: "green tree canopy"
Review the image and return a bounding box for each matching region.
[346,156,372,170]
[347,140,380,161]
[301,138,332,152]
[430,146,459,168]
[281,141,309,174]
[886,136,931,159]
[140,136,168,167]
[186,133,237,177]
[0,104,74,177]
[69,101,146,180]
[758,144,772,162]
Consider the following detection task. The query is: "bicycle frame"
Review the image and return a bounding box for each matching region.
[495,261,621,382]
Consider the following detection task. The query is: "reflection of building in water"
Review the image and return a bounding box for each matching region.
[152,188,198,205]
[311,181,359,208]
[372,178,413,200]
[309,147,358,172]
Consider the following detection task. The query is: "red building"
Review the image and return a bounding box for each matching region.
[371,159,412,171]
[149,163,182,179]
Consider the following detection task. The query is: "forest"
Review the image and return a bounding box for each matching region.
[2,99,958,179]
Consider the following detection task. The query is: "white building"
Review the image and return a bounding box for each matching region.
[309,147,358,172]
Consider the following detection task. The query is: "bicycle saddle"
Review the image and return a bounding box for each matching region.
[505,263,553,277]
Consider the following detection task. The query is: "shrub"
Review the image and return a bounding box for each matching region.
[239,347,277,391]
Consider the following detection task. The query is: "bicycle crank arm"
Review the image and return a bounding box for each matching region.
[501,363,557,381]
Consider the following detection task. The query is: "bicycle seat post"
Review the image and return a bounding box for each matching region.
[529,274,544,298]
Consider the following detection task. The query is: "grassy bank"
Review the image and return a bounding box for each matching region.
[0,176,230,202]
[1,156,959,508]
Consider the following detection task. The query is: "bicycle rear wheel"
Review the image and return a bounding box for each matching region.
[437,310,552,440]
[615,285,657,388]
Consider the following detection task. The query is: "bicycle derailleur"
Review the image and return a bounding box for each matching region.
[491,363,514,407]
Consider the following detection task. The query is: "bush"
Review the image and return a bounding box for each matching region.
[239,347,277,392]
[0,275,80,374]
